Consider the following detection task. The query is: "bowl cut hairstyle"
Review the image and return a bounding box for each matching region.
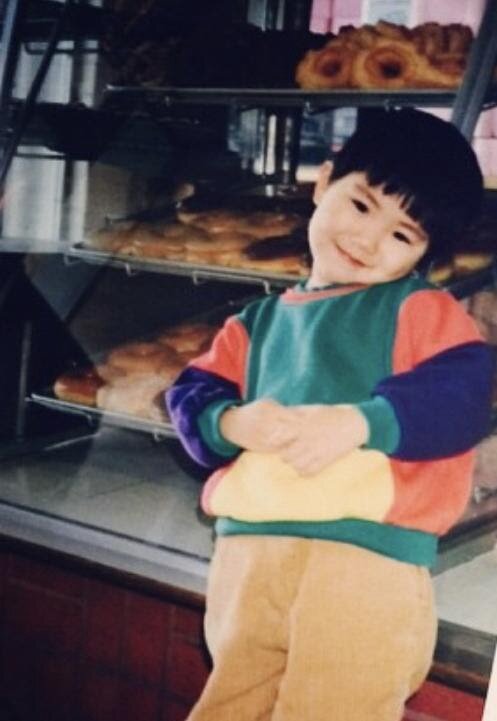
[331,108,483,262]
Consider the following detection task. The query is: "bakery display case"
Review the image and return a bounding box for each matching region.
[1,1,497,720]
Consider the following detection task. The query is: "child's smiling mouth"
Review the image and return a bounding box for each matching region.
[335,243,369,268]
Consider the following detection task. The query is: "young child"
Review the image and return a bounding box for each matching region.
[166,108,494,721]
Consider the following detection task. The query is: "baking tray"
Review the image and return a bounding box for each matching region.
[67,244,305,292]
[30,392,176,440]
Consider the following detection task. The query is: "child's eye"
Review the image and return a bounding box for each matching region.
[393,231,411,243]
[352,198,368,213]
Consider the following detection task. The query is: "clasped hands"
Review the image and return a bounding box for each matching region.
[219,398,369,477]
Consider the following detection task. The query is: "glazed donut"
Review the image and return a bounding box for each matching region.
[414,53,466,87]
[235,254,308,276]
[120,223,210,261]
[236,212,305,239]
[351,38,420,89]
[183,235,219,264]
[177,209,246,234]
[107,341,178,375]
[157,322,216,354]
[427,261,454,285]
[86,223,136,253]
[96,374,170,421]
[453,252,493,276]
[445,23,473,54]
[374,20,410,42]
[95,362,126,383]
[53,367,104,407]
[295,43,354,89]
[207,231,257,266]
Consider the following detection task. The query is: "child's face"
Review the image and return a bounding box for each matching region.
[308,171,429,288]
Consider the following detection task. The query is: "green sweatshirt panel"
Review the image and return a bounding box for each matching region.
[216,517,438,567]
[357,395,400,453]
[197,399,242,458]
[236,276,431,454]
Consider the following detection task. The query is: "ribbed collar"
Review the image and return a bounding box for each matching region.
[282,281,368,304]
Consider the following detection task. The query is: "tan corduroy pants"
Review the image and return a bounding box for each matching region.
[188,536,437,721]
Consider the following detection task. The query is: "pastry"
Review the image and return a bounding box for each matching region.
[107,341,180,376]
[53,367,105,407]
[157,322,217,356]
[96,374,171,421]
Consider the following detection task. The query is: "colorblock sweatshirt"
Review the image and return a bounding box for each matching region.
[166,275,494,566]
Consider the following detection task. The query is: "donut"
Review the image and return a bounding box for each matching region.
[208,231,257,266]
[95,362,126,383]
[235,254,309,276]
[453,252,494,276]
[415,53,466,88]
[53,367,104,406]
[119,223,210,261]
[96,374,170,421]
[177,209,246,234]
[236,212,305,239]
[107,341,179,375]
[184,235,219,264]
[374,20,410,42]
[351,38,420,89]
[295,43,354,89]
[86,223,136,253]
[157,322,216,355]
[445,23,473,54]
[427,261,454,285]
[412,22,472,58]
[295,21,473,91]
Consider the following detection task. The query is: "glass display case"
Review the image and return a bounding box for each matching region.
[1,1,497,719]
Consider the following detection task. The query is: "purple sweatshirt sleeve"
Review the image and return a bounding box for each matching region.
[166,366,242,468]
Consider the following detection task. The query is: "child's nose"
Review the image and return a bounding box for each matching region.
[351,229,382,255]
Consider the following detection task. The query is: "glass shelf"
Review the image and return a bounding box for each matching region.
[30,392,176,441]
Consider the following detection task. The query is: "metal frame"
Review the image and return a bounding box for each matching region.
[451,0,497,139]
[0,0,74,191]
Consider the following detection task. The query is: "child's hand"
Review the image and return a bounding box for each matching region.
[278,404,369,477]
[220,399,298,452]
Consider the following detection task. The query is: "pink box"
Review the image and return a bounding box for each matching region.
[412,0,486,32]
[330,0,362,32]
[472,138,497,177]
[310,0,333,33]
[491,108,497,138]
[474,109,495,138]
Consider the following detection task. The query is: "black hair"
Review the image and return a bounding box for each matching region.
[330,108,483,262]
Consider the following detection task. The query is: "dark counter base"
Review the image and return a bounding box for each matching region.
[0,536,489,721]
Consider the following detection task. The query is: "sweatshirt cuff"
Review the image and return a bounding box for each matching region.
[356,395,400,454]
[197,399,242,458]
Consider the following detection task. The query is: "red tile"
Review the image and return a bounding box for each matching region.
[33,653,77,721]
[8,553,85,598]
[0,550,8,598]
[121,592,169,685]
[4,583,84,656]
[0,636,36,720]
[172,606,204,642]
[405,681,485,721]
[117,680,161,721]
[78,667,120,721]
[162,697,193,721]
[165,638,210,702]
[84,580,125,668]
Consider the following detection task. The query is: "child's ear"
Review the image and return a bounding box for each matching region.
[313,161,333,205]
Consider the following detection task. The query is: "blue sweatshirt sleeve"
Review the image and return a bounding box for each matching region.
[373,341,494,460]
